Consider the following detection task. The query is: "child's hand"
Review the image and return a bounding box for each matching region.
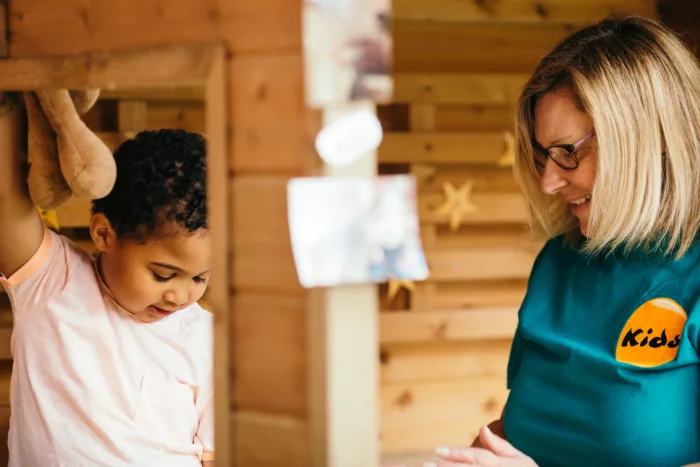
[428,425,538,467]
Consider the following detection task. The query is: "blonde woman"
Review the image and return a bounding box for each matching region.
[432,15,700,467]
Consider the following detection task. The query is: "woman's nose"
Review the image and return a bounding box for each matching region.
[540,159,568,195]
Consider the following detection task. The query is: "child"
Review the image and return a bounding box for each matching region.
[0,100,214,467]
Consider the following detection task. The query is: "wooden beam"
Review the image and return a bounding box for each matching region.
[147,102,206,133]
[379,132,513,165]
[392,0,657,23]
[233,411,309,467]
[380,307,518,344]
[0,44,219,90]
[55,198,93,228]
[204,45,231,467]
[8,0,301,58]
[393,21,578,73]
[432,279,528,310]
[307,104,380,467]
[394,73,528,105]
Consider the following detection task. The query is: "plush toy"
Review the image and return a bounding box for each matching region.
[12,89,116,211]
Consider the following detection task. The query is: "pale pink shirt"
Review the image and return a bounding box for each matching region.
[0,228,214,466]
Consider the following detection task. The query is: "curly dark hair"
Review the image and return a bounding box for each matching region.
[92,129,207,241]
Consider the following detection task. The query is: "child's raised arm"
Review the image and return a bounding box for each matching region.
[0,97,45,279]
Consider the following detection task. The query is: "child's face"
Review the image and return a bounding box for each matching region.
[92,218,212,323]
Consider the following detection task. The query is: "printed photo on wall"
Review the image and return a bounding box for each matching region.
[303,0,393,107]
[287,175,429,289]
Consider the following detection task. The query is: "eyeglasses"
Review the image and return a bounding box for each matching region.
[534,131,595,172]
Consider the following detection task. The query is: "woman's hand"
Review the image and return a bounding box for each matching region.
[428,425,538,467]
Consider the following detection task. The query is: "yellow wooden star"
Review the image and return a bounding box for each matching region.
[497,130,515,167]
[387,279,415,301]
[37,207,60,232]
[434,180,479,231]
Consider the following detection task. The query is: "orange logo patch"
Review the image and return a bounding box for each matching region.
[616,298,687,368]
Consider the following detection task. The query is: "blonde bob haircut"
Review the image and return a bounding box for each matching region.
[514,15,700,259]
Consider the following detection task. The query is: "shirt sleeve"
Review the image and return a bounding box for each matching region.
[506,324,525,390]
[0,227,70,314]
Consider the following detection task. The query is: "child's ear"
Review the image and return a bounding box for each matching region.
[89,213,117,252]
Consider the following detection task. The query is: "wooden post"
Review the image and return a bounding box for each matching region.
[308,102,380,467]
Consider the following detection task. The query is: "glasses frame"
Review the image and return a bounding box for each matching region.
[535,131,595,171]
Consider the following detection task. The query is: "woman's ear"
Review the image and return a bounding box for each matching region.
[89,213,117,253]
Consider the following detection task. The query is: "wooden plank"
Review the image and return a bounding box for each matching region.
[392,0,656,23]
[413,166,520,193]
[0,328,11,361]
[234,411,309,467]
[393,21,578,73]
[379,132,513,165]
[419,192,527,225]
[380,340,511,383]
[232,294,307,416]
[231,176,292,247]
[232,244,303,293]
[434,279,528,309]
[380,307,518,344]
[381,377,508,453]
[8,0,301,58]
[425,244,537,281]
[99,86,205,101]
[0,44,219,90]
[231,53,307,173]
[435,105,515,132]
[394,73,528,105]
[146,102,205,133]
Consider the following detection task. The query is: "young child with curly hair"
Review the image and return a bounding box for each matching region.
[0,106,214,467]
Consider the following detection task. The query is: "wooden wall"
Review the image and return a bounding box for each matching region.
[3,1,309,465]
[377,0,657,458]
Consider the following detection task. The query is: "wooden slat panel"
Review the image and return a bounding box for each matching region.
[8,0,301,58]
[0,328,11,361]
[419,192,527,225]
[380,307,518,344]
[381,377,508,453]
[234,411,309,467]
[381,340,511,383]
[232,294,306,416]
[426,244,537,281]
[392,0,656,23]
[0,294,11,327]
[231,53,307,173]
[393,21,577,73]
[394,73,528,105]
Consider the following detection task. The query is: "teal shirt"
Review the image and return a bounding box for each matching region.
[503,236,700,467]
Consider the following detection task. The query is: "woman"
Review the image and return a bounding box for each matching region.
[433,14,700,467]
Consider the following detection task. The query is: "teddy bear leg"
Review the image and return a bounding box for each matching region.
[35,89,116,200]
[23,92,73,210]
